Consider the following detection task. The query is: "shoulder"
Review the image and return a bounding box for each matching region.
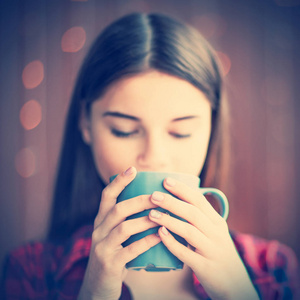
[2,238,63,298]
[3,238,64,284]
[2,225,93,298]
[5,224,93,273]
[231,231,300,298]
[231,231,298,272]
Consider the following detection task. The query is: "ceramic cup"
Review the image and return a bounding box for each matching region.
[110,171,229,272]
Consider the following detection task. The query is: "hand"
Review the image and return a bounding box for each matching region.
[148,177,259,300]
[79,167,161,300]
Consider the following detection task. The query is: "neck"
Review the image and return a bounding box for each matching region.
[124,264,198,300]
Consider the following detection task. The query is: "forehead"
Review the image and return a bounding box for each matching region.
[93,71,211,117]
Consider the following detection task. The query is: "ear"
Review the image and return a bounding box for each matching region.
[79,105,92,145]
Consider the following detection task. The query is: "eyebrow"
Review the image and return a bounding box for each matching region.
[102,111,140,121]
[172,115,198,122]
[102,111,199,122]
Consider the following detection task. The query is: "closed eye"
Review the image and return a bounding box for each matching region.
[111,128,139,138]
[170,132,191,138]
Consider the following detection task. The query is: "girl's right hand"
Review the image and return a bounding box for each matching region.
[78,167,161,300]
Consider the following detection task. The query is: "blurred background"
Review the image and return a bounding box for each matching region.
[0,0,300,274]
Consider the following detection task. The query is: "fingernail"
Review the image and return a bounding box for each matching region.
[161,226,169,236]
[150,210,161,219]
[152,191,164,202]
[165,177,176,187]
[124,166,134,176]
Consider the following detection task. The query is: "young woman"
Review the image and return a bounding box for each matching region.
[2,12,299,300]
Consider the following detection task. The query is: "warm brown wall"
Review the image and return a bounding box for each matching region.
[1,0,300,272]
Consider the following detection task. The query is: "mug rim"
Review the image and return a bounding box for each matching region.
[110,171,201,182]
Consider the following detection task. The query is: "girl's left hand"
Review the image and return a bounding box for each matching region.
[148,177,259,300]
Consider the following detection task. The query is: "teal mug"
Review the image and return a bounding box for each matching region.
[110,171,229,272]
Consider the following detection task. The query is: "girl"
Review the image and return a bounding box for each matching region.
[2,12,299,300]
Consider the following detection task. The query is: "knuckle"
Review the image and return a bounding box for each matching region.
[112,202,125,218]
[101,186,111,199]
[93,217,100,229]
[117,222,130,238]
[91,229,99,241]
[92,220,108,241]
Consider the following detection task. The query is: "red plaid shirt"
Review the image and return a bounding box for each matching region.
[2,225,299,299]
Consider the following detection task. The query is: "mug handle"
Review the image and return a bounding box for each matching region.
[201,188,229,220]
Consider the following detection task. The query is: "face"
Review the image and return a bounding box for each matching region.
[81,71,212,184]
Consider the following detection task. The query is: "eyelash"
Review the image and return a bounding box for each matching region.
[111,129,138,138]
[170,133,191,139]
[111,129,191,139]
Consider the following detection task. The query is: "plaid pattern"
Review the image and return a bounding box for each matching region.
[2,225,299,299]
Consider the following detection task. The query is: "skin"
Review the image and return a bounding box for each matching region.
[78,71,259,299]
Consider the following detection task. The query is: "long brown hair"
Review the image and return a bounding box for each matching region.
[48,12,229,240]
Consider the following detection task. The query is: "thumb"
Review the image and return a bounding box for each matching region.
[96,167,137,225]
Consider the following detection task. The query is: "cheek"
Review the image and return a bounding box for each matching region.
[90,136,137,184]
[178,144,208,176]
[179,131,211,176]
[90,138,121,184]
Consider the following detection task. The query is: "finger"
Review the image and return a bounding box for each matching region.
[95,166,137,226]
[158,226,206,271]
[163,177,222,222]
[105,216,159,247]
[94,194,157,240]
[150,191,214,236]
[149,210,210,254]
[118,233,161,266]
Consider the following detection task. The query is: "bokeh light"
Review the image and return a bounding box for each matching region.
[15,148,36,178]
[22,60,44,89]
[216,51,231,76]
[20,100,42,130]
[61,26,86,53]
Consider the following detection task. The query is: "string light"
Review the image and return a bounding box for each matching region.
[15,148,36,178]
[22,60,44,89]
[20,100,42,130]
[61,26,86,53]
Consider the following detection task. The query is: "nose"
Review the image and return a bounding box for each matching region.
[136,132,169,171]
